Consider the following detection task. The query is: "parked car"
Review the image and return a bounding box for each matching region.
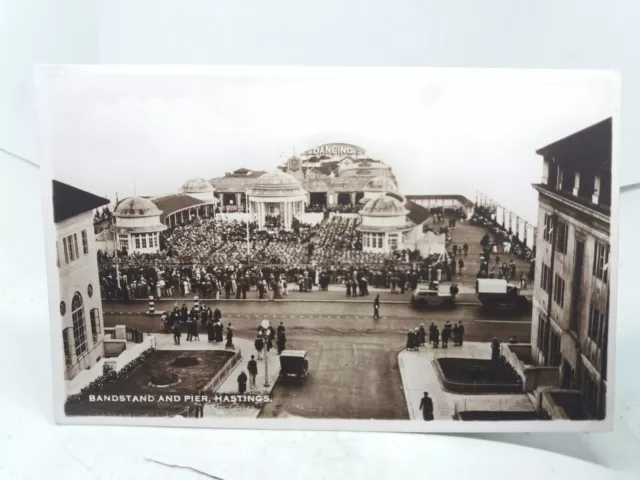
[278,350,309,385]
[411,282,455,308]
[475,278,529,309]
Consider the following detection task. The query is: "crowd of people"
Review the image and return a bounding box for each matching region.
[470,206,535,262]
[405,321,466,350]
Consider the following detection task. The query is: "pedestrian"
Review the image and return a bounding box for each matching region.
[428,322,436,346]
[237,371,248,394]
[277,321,285,337]
[406,329,414,351]
[449,283,459,300]
[207,319,215,343]
[254,334,264,360]
[457,258,464,277]
[225,323,235,350]
[186,317,193,341]
[373,294,380,319]
[276,332,287,355]
[419,392,434,421]
[172,322,181,345]
[463,242,469,257]
[433,325,440,348]
[418,323,426,346]
[491,337,501,361]
[457,321,465,346]
[247,355,258,387]
[441,322,451,348]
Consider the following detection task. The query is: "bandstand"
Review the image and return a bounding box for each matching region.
[248,171,307,230]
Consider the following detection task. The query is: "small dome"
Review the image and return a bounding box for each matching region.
[365,176,398,192]
[181,178,214,193]
[361,193,408,217]
[249,171,306,197]
[114,196,163,218]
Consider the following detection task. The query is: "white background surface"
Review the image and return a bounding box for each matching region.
[1,1,639,478]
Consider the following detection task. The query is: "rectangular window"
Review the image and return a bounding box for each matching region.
[553,274,565,308]
[81,229,89,255]
[63,238,69,263]
[388,234,398,249]
[377,234,383,249]
[537,315,546,351]
[119,235,129,250]
[62,330,71,367]
[66,235,75,262]
[549,329,561,366]
[556,222,568,254]
[593,241,609,283]
[134,234,141,249]
[141,234,147,249]
[587,304,607,348]
[540,263,552,293]
[73,233,80,259]
[364,234,369,248]
[90,308,101,343]
[543,213,554,243]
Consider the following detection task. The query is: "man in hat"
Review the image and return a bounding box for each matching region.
[419,392,434,421]
[247,355,258,388]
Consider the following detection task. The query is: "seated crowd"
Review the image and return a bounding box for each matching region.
[97,212,455,301]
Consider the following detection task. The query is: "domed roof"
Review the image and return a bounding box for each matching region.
[365,176,398,192]
[249,171,306,197]
[361,193,409,217]
[114,196,163,218]
[180,178,214,193]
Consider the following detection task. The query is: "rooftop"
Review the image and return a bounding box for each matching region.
[114,196,163,218]
[53,180,110,223]
[361,193,409,217]
[249,171,306,197]
[150,194,206,222]
[180,178,214,193]
[405,194,475,208]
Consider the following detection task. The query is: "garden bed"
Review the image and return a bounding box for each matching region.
[434,358,523,394]
[456,410,551,421]
[65,350,236,417]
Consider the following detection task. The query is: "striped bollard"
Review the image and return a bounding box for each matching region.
[148,295,155,314]
[194,296,200,312]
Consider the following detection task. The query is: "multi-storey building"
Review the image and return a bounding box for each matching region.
[54,180,110,380]
[530,118,612,419]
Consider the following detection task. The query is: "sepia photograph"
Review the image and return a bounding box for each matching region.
[37,66,618,432]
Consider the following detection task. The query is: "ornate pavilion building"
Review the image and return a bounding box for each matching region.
[248,171,307,230]
[113,197,167,254]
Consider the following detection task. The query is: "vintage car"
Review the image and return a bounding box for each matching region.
[410,282,455,308]
[278,350,309,385]
[475,278,529,309]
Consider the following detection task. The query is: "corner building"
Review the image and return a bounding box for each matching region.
[531,118,611,419]
[54,181,110,380]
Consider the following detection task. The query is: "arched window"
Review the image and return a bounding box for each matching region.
[71,292,87,356]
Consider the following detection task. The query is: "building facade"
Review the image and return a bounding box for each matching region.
[530,118,612,419]
[357,192,433,254]
[280,143,398,207]
[113,197,168,254]
[248,171,307,230]
[54,181,110,381]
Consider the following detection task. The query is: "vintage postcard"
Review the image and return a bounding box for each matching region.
[37,66,619,432]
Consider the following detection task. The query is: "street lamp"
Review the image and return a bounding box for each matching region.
[260,319,271,387]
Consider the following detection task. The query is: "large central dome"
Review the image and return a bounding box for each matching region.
[114,196,163,218]
[249,171,306,197]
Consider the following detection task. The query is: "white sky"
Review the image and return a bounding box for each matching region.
[44,68,617,224]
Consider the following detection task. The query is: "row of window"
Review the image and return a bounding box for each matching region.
[59,230,89,266]
[363,232,386,249]
[587,304,608,348]
[542,213,609,283]
[536,314,561,367]
[118,233,160,250]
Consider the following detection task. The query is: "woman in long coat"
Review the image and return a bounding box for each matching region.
[215,321,224,343]
[225,324,235,349]
[207,319,215,343]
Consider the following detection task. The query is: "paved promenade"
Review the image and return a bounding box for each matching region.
[398,341,534,420]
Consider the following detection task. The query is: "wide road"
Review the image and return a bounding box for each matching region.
[104,302,531,420]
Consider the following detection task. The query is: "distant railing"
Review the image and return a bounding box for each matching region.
[203,348,242,393]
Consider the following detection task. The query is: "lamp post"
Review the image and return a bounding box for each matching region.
[260,319,271,387]
[245,189,251,259]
